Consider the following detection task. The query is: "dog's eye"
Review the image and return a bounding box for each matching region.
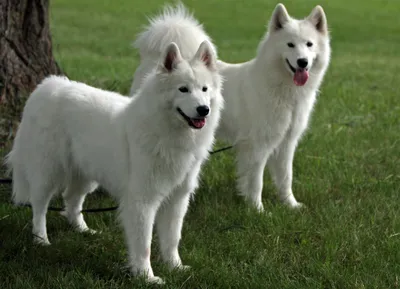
[306,41,313,47]
[202,86,208,92]
[179,86,189,93]
[287,42,295,48]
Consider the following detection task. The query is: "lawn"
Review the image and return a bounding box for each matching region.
[1,0,399,288]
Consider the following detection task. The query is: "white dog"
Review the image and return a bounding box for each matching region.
[130,3,331,211]
[6,41,223,284]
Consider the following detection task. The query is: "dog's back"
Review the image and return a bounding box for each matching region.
[6,76,129,203]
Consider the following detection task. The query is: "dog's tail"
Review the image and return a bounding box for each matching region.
[134,2,217,61]
[4,150,30,205]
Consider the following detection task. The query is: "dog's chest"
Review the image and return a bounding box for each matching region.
[258,88,314,143]
[256,95,294,141]
[266,89,316,142]
[152,149,198,193]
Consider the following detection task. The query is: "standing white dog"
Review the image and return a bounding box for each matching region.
[130,3,331,211]
[6,40,223,284]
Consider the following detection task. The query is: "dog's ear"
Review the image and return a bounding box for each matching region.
[269,3,290,31]
[160,42,183,73]
[307,6,328,35]
[193,40,217,71]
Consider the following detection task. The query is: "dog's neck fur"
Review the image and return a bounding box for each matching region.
[120,74,221,160]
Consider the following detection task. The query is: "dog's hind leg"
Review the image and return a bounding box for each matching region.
[30,183,57,246]
[61,175,98,234]
[155,161,201,271]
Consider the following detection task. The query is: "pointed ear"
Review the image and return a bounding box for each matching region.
[160,42,183,73]
[307,6,328,34]
[269,3,290,31]
[193,40,217,71]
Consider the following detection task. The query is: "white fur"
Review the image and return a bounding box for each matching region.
[6,41,223,284]
[130,4,331,211]
[130,3,217,95]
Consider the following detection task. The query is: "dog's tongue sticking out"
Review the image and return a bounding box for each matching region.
[191,119,206,129]
[294,68,309,86]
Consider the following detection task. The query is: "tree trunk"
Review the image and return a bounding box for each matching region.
[0,0,62,148]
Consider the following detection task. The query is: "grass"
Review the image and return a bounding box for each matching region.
[1,0,400,288]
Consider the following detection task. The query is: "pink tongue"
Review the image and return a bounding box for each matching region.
[192,119,206,129]
[294,69,309,86]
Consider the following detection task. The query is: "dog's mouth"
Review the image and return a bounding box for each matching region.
[285,59,309,86]
[177,108,206,129]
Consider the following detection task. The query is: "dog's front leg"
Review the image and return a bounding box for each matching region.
[235,141,270,211]
[267,138,303,208]
[119,194,164,284]
[155,161,202,270]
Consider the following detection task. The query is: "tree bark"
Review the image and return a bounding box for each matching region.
[0,0,62,147]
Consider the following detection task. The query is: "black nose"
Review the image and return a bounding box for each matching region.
[196,105,210,117]
[297,58,308,68]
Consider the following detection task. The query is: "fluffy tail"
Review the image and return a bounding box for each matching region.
[3,151,13,179]
[3,150,30,204]
[134,3,217,61]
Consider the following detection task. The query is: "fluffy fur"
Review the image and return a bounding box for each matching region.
[6,41,223,284]
[130,3,217,95]
[130,3,331,211]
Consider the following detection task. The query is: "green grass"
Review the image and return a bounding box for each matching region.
[1,0,400,288]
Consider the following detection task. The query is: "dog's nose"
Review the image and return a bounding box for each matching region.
[297,58,308,68]
[196,105,210,117]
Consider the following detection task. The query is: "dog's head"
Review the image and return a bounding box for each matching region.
[266,4,330,86]
[156,41,222,130]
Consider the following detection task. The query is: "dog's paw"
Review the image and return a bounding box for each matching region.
[248,200,264,212]
[289,201,305,209]
[147,276,165,285]
[83,228,98,234]
[174,264,191,271]
[73,225,98,234]
[165,260,190,272]
[257,205,265,213]
[264,211,273,217]
[281,195,305,210]
[33,236,51,246]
